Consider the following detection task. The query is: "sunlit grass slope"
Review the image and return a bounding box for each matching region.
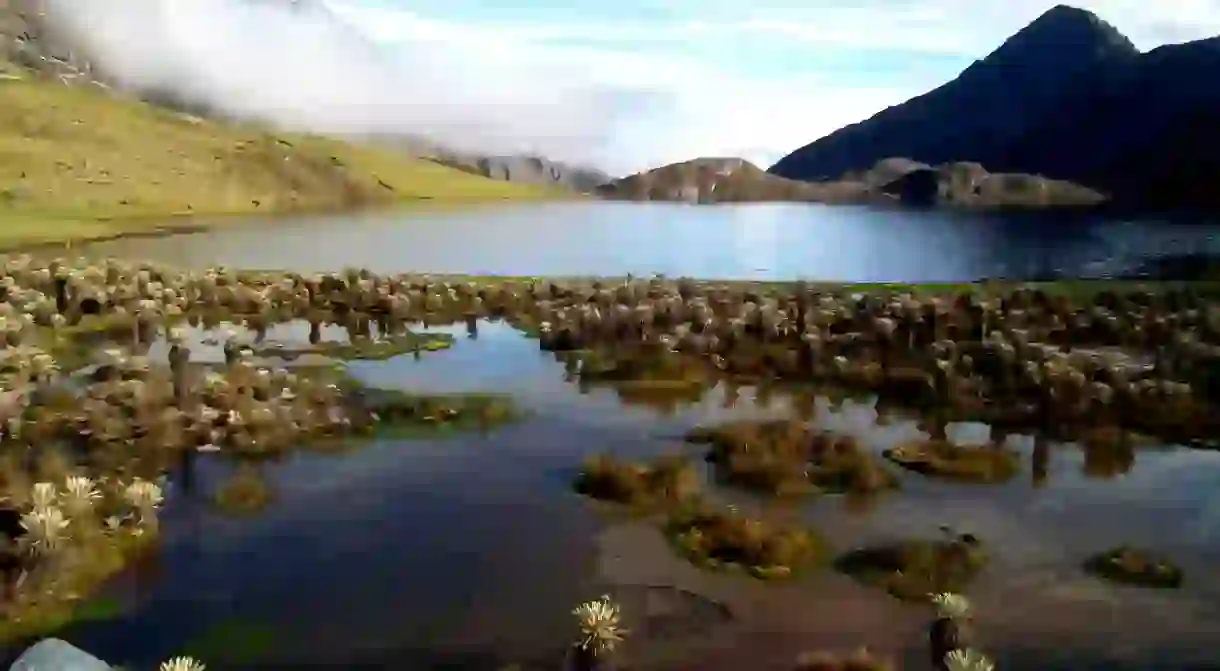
[0,70,562,247]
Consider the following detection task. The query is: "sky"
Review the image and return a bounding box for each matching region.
[45,0,1220,177]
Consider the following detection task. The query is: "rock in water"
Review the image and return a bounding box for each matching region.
[9,639,112,671]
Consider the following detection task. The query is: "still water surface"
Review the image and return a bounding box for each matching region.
[41,319,1220,671]
[35,203,1220,669]
[82,202,1220,280]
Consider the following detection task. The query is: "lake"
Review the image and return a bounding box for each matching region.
[80,202,1220,281]
[13,202,1220,670]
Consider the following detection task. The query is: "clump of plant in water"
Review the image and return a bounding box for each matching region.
[254,329,455,362]
[792,648,895,671]
[573,453,700,509]
[834,530,987,600]
[1083,545,1183,588]
[0,474,164,640]
[663,502,827,579]
[882,439,1019,483]
[688,420,897,497]
[362,389,522,437]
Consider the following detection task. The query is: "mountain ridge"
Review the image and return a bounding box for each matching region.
[767,4,1220,213]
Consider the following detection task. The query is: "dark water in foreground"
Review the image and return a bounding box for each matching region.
[80,202,1220,281]
[30,320,1220,671]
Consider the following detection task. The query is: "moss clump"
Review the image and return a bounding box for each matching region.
[573,453,700,508]
[833,535,987,600]
[663,502,828,579]
[793,649,895,671]
[260,331,455,361]
[690,420,898,497]
[362,390,522,437]
[1083,546,1183,589]
[882,440,1019,483]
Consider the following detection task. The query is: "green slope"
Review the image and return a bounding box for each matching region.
[0,70,563,246]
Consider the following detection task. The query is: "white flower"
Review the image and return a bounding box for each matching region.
[20,506,70,554]
[944,649,994,671]
[62,476,101,516]
[930,592,972,620]
[124,478,164,513]
[159,656,206,671]
[30,481,57,511]
[572,594,627,654]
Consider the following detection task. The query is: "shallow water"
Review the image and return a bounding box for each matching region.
[19,319,1220,671]
[19,202,1220,668]
[79,202,1220,281]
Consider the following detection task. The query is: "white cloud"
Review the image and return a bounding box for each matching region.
[39,0,1220,178]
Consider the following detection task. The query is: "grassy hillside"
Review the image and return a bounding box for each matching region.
[0,68,561,247]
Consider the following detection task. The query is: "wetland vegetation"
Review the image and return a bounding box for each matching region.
[0,252,1217,669]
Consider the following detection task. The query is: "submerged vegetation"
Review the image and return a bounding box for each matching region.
[883,440,1020,483]
[1083,546,1184,588]
[663,502,828,579]
[573,453,700,508]
[834,532,988,601]
[688,419,898,496]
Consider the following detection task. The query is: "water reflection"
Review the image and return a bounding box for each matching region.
[79,202,1220,281]
[39,320,1220,670]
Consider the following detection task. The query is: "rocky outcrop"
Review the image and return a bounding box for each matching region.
[872,159,1104,209]
[595,157,871,204]
[429,152,611,193]
[768,4,1220,213]
[9,639,112,671]
[594,155,1102,208]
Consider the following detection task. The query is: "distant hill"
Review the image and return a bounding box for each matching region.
[768,4,1220,214]
[594,157,870,203]
[595,156,1102,208]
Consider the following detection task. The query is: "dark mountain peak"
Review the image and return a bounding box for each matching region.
[980,4,1138,68]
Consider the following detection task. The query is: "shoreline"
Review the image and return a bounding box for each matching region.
[0,194,574,255]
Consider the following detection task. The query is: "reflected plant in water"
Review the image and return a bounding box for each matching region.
[20,505,70,555]
[572,594,627,655]
[944,649,994,671]
[160,656,206,671]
